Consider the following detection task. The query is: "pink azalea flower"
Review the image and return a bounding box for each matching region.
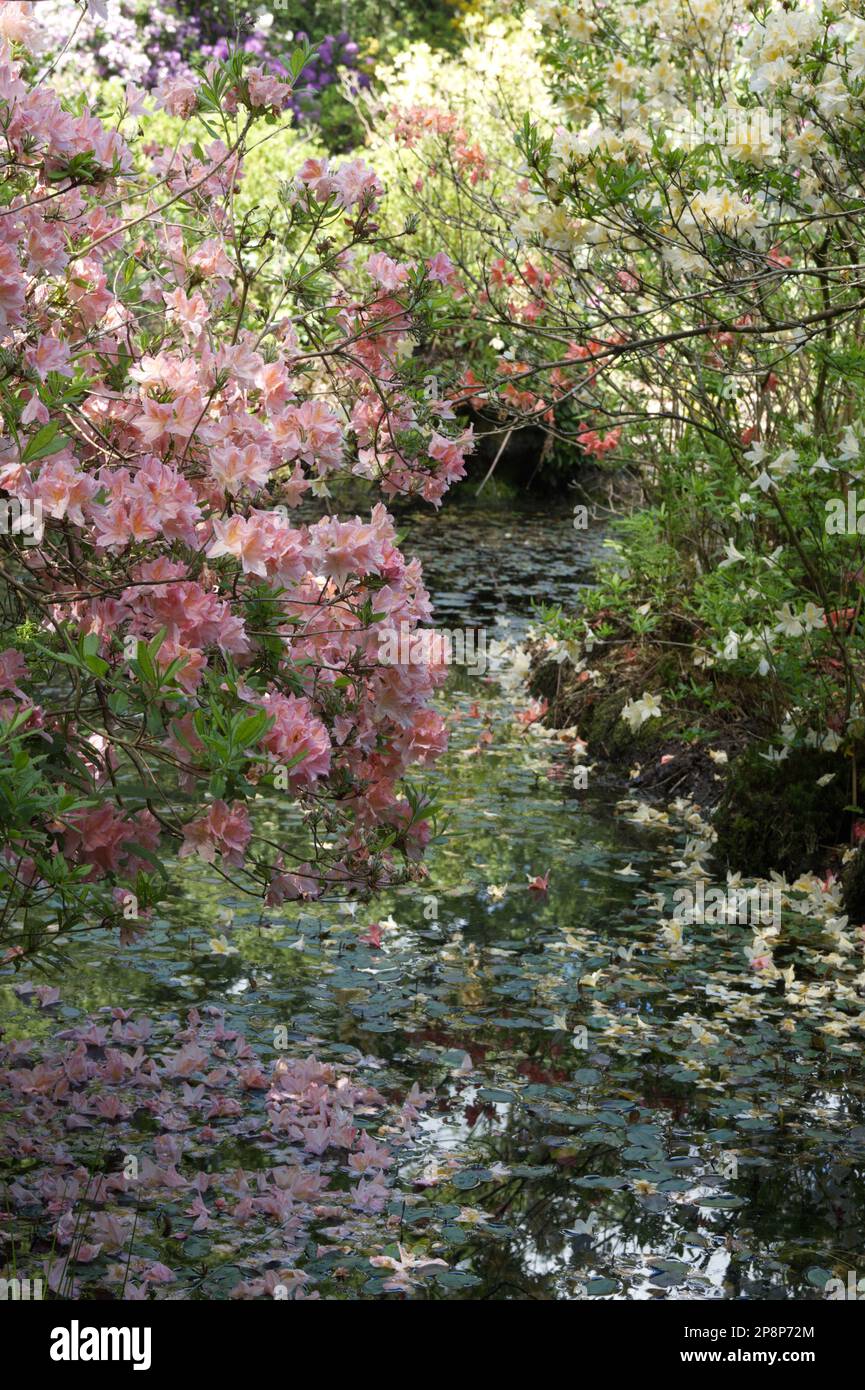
[179,800,252,868]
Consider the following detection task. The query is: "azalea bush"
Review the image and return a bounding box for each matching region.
[0,4,473,963]
[32,2,376,155]
[358,11,571,476]
[32,0,238,91]
[376,0,865,788]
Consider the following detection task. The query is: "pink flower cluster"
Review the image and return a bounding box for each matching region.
[0,14,472,926]
[391,104,489,185]
[179,800,252,868]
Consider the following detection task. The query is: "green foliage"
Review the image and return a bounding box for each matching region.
[713,747,850,880]
[258,0,462,51]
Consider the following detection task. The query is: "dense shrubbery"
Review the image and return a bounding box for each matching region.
[35,1,466,151]
[0,3,473,962]
[363,0,865,820]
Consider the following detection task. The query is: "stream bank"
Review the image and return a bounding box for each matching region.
[529,613,858,900]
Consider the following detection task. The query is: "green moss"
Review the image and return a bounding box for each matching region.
[529,657,678,759]
[568,685,675,759]
[713,747,849,879]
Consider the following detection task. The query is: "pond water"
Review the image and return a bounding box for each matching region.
[2,502,864,1300]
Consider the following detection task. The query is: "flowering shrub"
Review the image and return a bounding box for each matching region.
[30,0,226,91]
[0,5,472,961]
[369,0,865,783]
[33,2,372,148]
[358,12,563,458]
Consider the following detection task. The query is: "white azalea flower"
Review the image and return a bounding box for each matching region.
[719,538,747,567]
[839,425,860,461]
[775,603,804,637]
[770,448,799,478]
[209,934,239,956]
[809,453,834,474]
[801,602,825,632]
[621,691,663,732]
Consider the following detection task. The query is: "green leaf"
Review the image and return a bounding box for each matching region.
[22,422,70,464]
[434,1270,482,1289]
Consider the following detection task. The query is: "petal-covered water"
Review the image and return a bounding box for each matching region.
[2,504,864,1300]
